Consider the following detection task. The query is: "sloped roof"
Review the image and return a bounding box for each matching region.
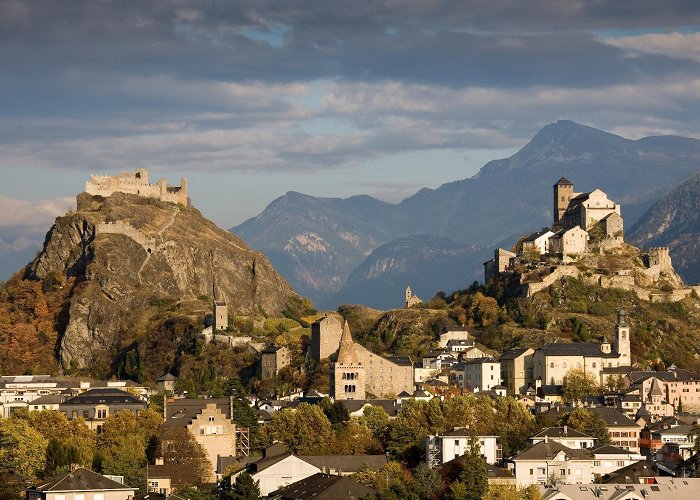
[524,228,553,241]
[514,441,593,461]
[592,444,638,455]
[268,472,376,500]
[539,341,619,358]
[301,455,387,472]
[554,177,573,186]
[589,407,638,427]
[28,468,135,492]
[157,373,177,382]
[600,461,656,484]
[386,356,413,366]
[499,347,531,361]
[60,388,145,406]
[163,398,231,429]
[532,427,593,440]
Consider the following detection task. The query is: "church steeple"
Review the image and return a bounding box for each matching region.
[337,321,359,365]
[613,308,630,366]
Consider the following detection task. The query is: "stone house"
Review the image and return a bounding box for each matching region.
[163,398,236,482]
[59,388,146,433]
[548,226,588,258]
[213,300,228,331]
[589,407,642,453]
[405,286,422,308]
[484,248,516,283]
[438,327,471,348]
[261,345,291,379]
[499,347,534,395]
[26,468,137,500]
[530,427,596,449]
[310,315,344,361]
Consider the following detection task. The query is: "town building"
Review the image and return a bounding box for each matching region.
[464,358,502,392]
[438,327,471,348]
[60,388,146,432]
[268,473,377,500]
[26,468,137,500]
[426,430,501,468]
[500,347,534,395]
[589,407,642,453]
[522,228,555,256]
[512,440,594,486]
[213,300,228,331]
[162,398,237,482]
[530,427,596,449]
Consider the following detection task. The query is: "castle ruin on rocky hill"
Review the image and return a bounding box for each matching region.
[85,168,188,205]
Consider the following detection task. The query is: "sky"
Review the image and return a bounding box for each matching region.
[2,0,700,279]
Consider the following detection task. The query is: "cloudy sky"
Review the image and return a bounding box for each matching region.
[2,0,700,278]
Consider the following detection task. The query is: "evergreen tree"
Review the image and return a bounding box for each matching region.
[450,440,488,500]
[223,377,260,450]
[226,471,260,500]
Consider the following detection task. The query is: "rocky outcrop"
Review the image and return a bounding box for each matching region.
[26,192,298,369]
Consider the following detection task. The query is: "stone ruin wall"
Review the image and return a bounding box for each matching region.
[95,221,156,252]
[85,169,188,205]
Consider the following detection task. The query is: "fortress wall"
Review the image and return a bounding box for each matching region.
[525,265,580,297]
[85,169,187,205]
[96,221,156,251]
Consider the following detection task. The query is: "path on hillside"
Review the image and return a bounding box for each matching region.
[137,207,180,282]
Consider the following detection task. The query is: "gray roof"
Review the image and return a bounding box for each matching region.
[532,427,593,440]
[524,228,552,242]
[163,398,231,429]
[592,444,637,455]
[60,388,145,406]
[386,356,413,366]
[589,407,638,427]
[539,341,620,358]
[340,399,401,417]
[515,441,593,461]
[499,348,531,361]
[268,472,376,499]
[464,357,499,364]
[600,461,656,484]
[28,468,135,492]
[157,373,177,382]
[30,394,65,405]
[301,455,387,472]
[555,177,573,186]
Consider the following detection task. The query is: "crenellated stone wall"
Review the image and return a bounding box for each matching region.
[85,168,188,205]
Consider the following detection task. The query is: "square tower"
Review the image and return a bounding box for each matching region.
[553,177,574,224]
[213,301,228,331]
[330,322,366,400]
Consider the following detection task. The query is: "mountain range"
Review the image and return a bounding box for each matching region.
[629,172,700,284]
[233,120,700,309]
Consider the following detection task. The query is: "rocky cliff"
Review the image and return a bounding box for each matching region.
[26,192,298,370]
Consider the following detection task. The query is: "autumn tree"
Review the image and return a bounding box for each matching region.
[470,292,500,327]
[0,416,48,479]
[161,427,212,484]
[562,368,601,403]
[558,408,610,445]
[266,403,333,454]
[448,440,488,500]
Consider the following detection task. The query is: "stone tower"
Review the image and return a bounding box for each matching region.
[213,300,228,331]
[613,308,631,366]
[330,321,366,401]
[553,177,574,224]
[310,315,344,361]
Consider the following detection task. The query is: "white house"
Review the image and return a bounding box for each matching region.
[512,440,594,486]
[426,429,501,468]
[522,228,554,256]
[590,445,643,478]
[238,446,321,497]
[530,427,596,449]
[464,357,501,392]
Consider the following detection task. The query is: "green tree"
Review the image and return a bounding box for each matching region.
[0,417,47,478]
[558,408,610,445]
[101,433,147,490]
[562,368,601,403]
[222,471,261,500]
[492,397,536,455]
[176,485,218,500]
[224,376,261,451]
[413,462,443,500]
[321,398,350,427]
[267,403,333,454]
[451,440,488,500]
[359,405,390,442]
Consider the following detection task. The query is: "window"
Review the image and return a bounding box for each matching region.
[455,440,460,445]
[560,468,566,476]
[550,362,555,368]
[83,410,89,418]
[562,362,567,369]
[96,409,107,419]
[530,469,534,475]
[208,416,215,422]
[592,362,597,368]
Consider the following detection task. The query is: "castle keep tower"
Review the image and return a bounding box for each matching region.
[330,321,366,400]
[213,300,228,331]
[553,177,574,224]
[613,308,631,366]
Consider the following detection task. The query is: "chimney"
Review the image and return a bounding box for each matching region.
[564,425,568,436]
[545,435,549,444]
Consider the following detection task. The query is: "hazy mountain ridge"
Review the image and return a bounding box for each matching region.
[629,172,700,283]
[233,121,700,308]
